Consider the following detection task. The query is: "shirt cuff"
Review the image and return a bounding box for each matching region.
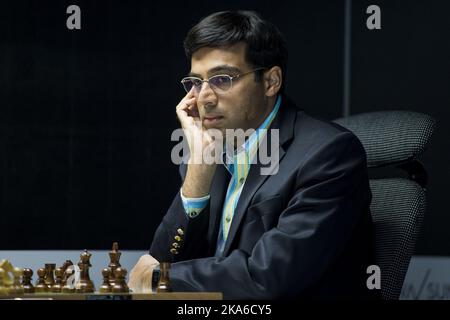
[180,188,210,219]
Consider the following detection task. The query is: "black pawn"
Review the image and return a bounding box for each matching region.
[111,267,129,293]
[22,268,35,293]
[51,268,63,293]
[35,268,48,293]
[99,268,112,293]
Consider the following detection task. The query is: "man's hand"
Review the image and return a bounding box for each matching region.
[176,89,218,198]
[128,254,160,293]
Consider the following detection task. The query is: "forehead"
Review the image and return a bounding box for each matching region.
[190,42,250,76]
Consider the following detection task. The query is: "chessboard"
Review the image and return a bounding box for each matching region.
[0,292,223,300]
[0,242,222,300]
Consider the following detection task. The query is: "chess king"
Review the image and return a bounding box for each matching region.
[129,10,378,299]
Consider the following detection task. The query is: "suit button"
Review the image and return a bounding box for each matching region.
[177,228,184,236]
[174,235,182,242]
[170,248,179,255]
[225,216,231,223]
[239,177,245,184]
[172,242,180,249]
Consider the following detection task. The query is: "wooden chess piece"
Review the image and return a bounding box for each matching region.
[76,249,95,293]
[9,267,24,295]
[35,268,48,293]
[61,268,76,293]
[59,260,73,286]
[108,242,121,287]
[44,263,56,289]
[0,268,8,295]
[99,268,112,293]
[111,267,129,293]
[51,268,63,293]
[156,262,171,293]
[0,260,14,288]
[22,268,35,293]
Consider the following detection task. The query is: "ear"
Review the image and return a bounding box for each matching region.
[264,66,282,97]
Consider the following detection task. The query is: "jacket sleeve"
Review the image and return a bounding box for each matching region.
[149,164,212,262]
[153,132,372,299]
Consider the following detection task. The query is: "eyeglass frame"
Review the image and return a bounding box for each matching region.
[180,67,267,94]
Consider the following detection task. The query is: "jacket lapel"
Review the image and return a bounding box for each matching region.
[222,98,298,256]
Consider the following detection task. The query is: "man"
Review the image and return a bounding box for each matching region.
[129,10,377,299]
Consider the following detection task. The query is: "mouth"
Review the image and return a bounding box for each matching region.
[203,115,224,126]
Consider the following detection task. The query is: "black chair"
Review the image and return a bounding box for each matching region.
[334,110,436,300]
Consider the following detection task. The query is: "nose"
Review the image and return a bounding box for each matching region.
[197,81,217,110]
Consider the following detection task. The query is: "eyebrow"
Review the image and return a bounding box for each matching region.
[188,65,243,78]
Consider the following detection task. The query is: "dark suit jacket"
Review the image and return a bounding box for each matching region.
[150,96,378,299]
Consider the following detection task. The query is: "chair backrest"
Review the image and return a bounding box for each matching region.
[334,110,435,300]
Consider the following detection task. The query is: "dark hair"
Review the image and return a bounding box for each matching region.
[184,10,288,93]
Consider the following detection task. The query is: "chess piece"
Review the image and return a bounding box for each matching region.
[59,260,73,286]
[35,268,48,293]
[0,268,8,295]
[0,260,14,287]
[111,267,129,293]
[99,268,112,293]
[51,268,63,293]
[61,268,76,293]
[9,267,24,295]
[21,268,35,293]
[156,262,171,293]
[76,250,95,293]
[108,242,121,286]
[44,263,56,289]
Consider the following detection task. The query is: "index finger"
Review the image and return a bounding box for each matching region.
[184,86,196,100]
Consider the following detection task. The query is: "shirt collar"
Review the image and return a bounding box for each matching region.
[224,95,282,169]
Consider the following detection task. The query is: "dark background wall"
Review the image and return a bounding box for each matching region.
[0,1,448,252]
[350,0,449,255]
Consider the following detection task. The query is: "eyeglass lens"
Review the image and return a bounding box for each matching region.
[182,75,232,93]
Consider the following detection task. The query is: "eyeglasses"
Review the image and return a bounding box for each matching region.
[180,67,266,95]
